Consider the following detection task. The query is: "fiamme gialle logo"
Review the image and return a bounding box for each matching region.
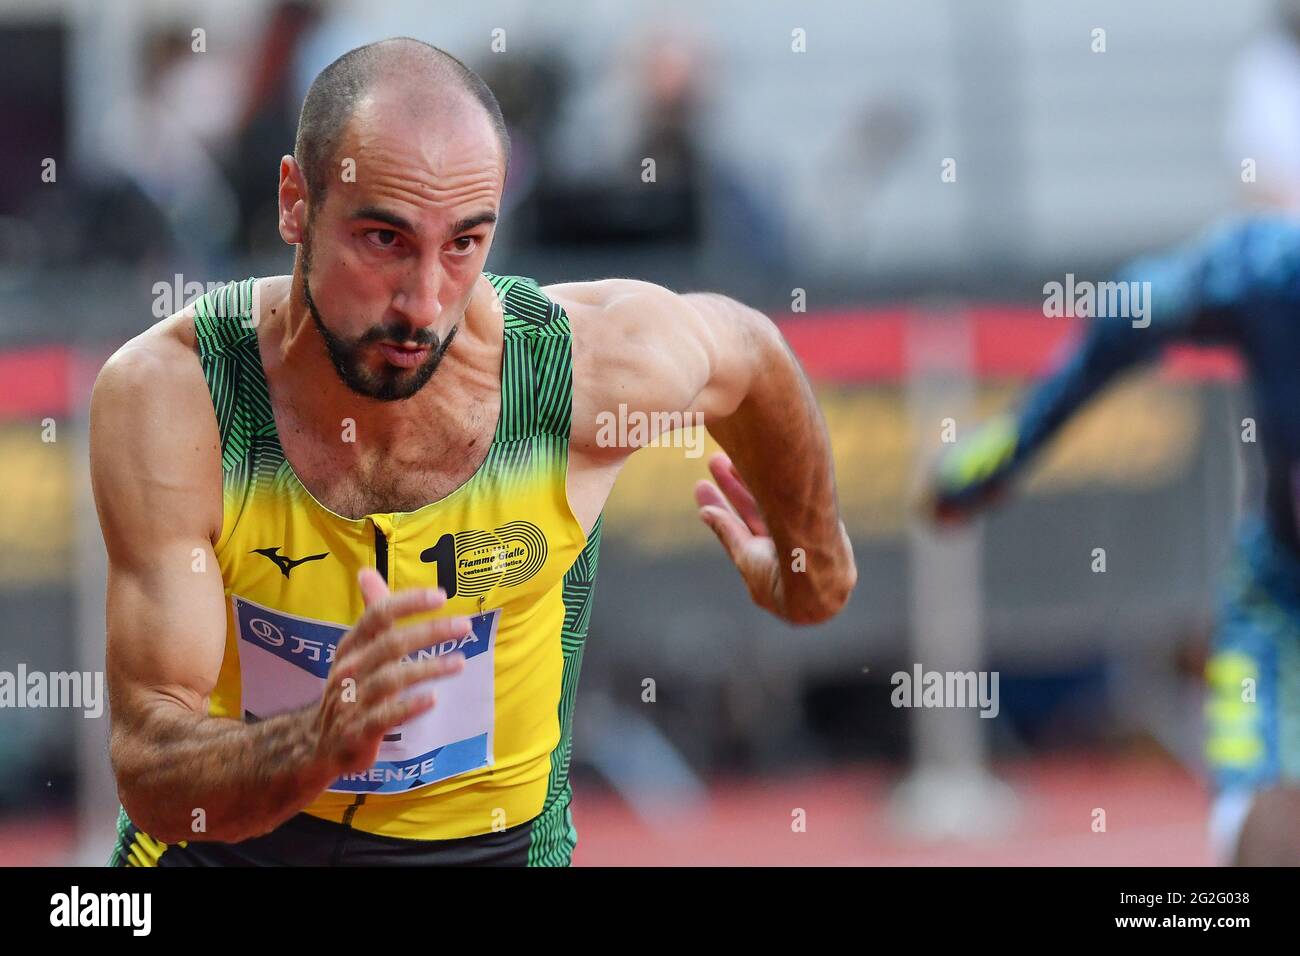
[421,520,548,598]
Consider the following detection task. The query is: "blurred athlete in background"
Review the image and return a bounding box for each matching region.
[924,216,1300,866]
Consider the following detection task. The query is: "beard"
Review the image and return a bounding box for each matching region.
[300,235,457,402]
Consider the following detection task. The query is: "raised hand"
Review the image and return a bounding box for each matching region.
[313,568,469,777]
[694,451,784,617]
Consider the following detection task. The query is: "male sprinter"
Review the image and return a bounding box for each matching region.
[91,38,855,866]
[923,215,1300,865]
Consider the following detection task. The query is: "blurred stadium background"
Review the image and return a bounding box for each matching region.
[3,0,1294,864]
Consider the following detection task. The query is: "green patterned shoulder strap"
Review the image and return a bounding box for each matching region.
[191,278,286,489]
[485,272,574,444]
[192,278,257,358]
[191,274,575,483]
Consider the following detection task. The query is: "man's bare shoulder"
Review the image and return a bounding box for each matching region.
[96,273,288,391]
[542,278,724,456]
[543,277,687,328]
[95,300,204,393]
[543,277,717,374]
[89,300,224,545]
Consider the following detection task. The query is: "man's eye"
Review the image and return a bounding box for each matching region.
[451,236,477,253]
[367,229,399,247]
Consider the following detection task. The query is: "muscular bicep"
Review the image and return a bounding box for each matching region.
[89,338,227,736]
[556,279,764,454]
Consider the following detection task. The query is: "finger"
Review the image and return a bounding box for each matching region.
[696,479,764,541]
[363,692,439,739]
[358,567,390,607]
[360,652,466,705]
[713,457,768,536]
[347,587,449,648]
[694,478,734,513]
[347,614,473,679]
[698,502,752,564]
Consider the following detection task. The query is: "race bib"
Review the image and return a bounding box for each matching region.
[231,595,499,794]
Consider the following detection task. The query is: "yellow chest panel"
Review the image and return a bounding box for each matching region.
[196,274,597,841]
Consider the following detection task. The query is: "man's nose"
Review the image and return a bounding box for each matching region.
[392,259,444,334]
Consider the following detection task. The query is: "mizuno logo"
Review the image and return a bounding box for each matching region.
[252,547,330,578]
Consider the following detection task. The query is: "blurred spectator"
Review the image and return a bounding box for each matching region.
[531,31,707,247]
[97,25,244,265]
[1226,0,1300,210]
[222,1,324,256]
[474,49,570,252]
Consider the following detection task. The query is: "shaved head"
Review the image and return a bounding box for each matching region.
[294,37,510,211]
[282,37,507,405]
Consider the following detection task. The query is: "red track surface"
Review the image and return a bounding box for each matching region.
[0,756,1212,867]
[571,756,1212,866]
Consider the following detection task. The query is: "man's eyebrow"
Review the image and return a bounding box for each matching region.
[448,211,497,237]
[349,207,497,238]
[351,206,414,233]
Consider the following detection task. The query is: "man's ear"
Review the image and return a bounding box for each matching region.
[278,155,309,245]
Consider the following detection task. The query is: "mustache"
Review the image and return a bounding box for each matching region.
[300,267,457,370]
[358,323,439,350]
[361,322,459,362]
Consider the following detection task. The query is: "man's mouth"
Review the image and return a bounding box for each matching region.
[377,342,431,368]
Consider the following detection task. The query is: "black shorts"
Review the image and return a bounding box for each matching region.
[107,795,574,866]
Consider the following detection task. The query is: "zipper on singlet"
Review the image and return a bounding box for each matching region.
[373,521,389,583]
[336,518,389,855]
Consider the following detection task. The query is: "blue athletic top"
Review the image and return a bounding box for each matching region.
[941,215,1300,559]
